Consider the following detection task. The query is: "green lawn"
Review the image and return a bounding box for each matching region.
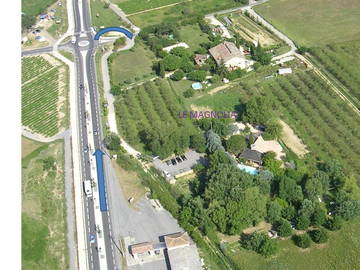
[109,42,156,85]
[225,219,360,270]
[22,0,56,16]
[129,0,239,27]
[22,140,68,270]
[89,0,127,30]
[178,24,210,52]
[115,0,184,14]
[254,0,360,47]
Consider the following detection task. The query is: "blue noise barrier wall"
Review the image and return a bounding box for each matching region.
[94,27,134,40]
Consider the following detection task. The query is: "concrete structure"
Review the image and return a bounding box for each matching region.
[128,232,202,270]
[251,135,285,160]
[153,150,206,182]
[278,67,293,75]
[163,42,189,52]
[209,41,253,70]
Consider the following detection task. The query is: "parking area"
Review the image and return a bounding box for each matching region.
[153,150,206,182]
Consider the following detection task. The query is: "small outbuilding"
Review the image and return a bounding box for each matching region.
[278,68,292,75]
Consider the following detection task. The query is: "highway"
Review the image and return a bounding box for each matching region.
[72,0,117,269]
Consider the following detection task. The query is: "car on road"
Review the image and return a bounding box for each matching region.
[83,180,93,198]
[84,146,88,153]
[71,36,76,44]
[89,234,96,244]
[79,83,84,89]
[93,130,98,135]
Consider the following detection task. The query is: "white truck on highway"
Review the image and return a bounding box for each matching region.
[83,179,93,198]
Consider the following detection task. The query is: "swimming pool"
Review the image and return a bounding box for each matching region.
[191,82,203,90]
[237,163,258,175]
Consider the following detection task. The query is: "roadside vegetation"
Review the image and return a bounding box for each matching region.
[22,139,68,270]
[22,55,69,137]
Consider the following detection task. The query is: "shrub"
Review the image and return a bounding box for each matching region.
[296,214,311,230]
[104,133,121,151]
[326,216,342,231]
[310,229,328,243]
[241,232,278,257]
[171,70,185,81]
[293,233,311,248]
[187,70,207,82]
[183,88,195,98]
[275,219,292,237]
[210,75,221,83]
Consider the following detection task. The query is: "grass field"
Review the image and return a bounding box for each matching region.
[115,0,184,14]
[225,218,360,270]
[22,136,44,158]
[128,0,239,27]
[109,42,156,85]
[22,55,68,137]
[90,0,127,30]
[254,0,360,46]
[22,140,68,270]
[22,0,56,17]
[178,24,211,52]
[47,1,69,38]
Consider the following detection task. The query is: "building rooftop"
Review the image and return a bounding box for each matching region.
[167,244,202,270]
[209,41,243,65]
[130,242,154,255]
[164,232,191,249]
[251,136,285,160]
[239,148,263,164]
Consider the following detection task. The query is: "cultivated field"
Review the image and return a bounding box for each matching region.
[114,79,197,151]
[309,41,360,105]
[22,140,68,270]
[254,0,360,46]
[109,42,156,85]
[22,55,68,137]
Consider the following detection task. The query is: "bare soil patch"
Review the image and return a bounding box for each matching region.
[279,120,309,157]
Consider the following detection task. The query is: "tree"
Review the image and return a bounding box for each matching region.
[250,43,272,65]
[171,70,185,81]
[296,214,311,230]
[278,176,303,204]
[243,95,274,124]
[311,206,326,226]
[22,14,36,30]
[263,120,282,140]
[294,234,311,248]
[170,47,192,58]
[275,219,292,237]
[210,75,221,83]
[282,205,296,221]
[310,229,328,243]
[326,216,342,231]
[234,0,249,4]
[180,60,194,73]
[113,37,126,50]
[183,88,195,98]
[262,151,283,176]
[42,157,56,171]
[187,70,207,81]
[297,46,309,55]
[336,200,360,220]
[258,237,278,257]
[104,133,121,151]
[305,177,324,201]
[161,55,181,71]
[226,135,246,155]
[266,201,282,223]
[158,61,165,78]
[190,133,206,153]
[206,130,224,153]
[110,85,122,96]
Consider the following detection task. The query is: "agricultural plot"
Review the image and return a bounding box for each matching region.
[116,0,184,14]
[261,71,360,176]
[254,0,360,46]
[114,79,198,153]
[22,55,68,137]
[22,140,68,270]
[309,41,360,104]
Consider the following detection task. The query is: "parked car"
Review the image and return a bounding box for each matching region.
[181,155,187,161]
[171,159,177,165]
[166,160,172,166]
[176,157,182,163]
